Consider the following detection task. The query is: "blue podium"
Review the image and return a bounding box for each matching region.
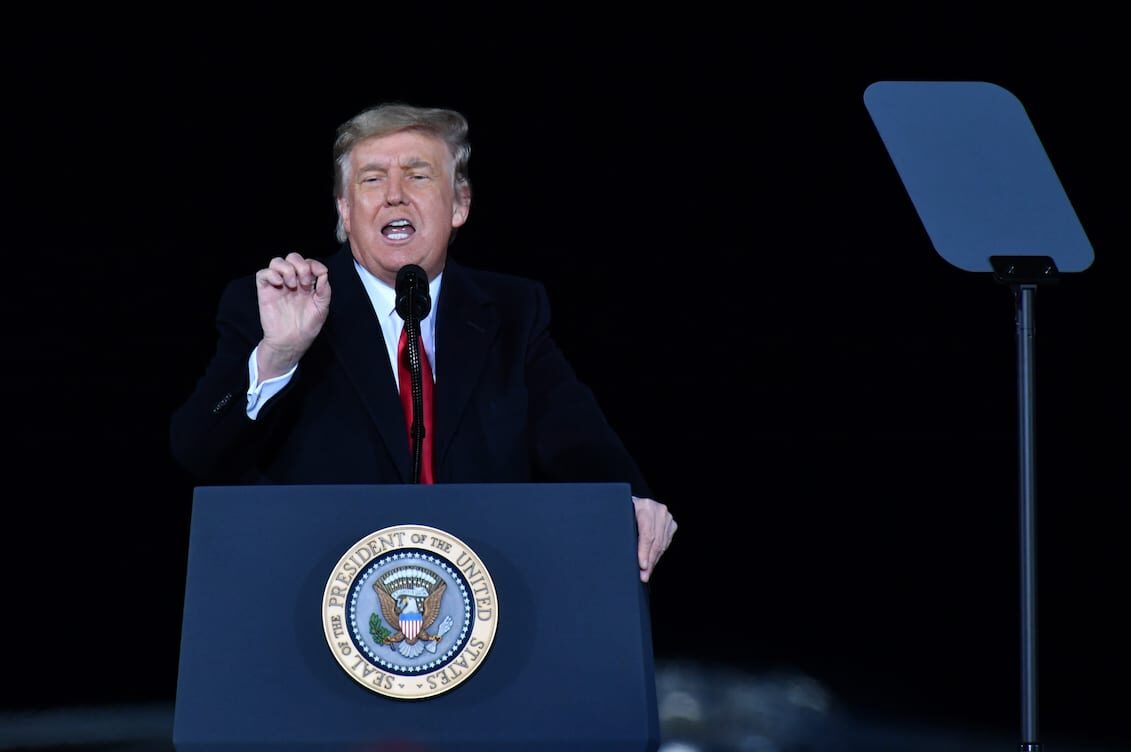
[173,482,661,751]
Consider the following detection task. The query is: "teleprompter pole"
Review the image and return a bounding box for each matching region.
[991,254,1060,752]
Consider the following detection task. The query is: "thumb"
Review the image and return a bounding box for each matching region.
[313,271,331,303]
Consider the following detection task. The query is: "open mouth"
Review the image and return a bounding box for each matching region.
[382,218,415,241]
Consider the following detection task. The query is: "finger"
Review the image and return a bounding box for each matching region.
[267,257,299,289]
[273,254,314,289]
[644,512,677,584]
[645,509,667,570]
[291,256,317,289]
[256,267,285,289]
[635,504,656,571]
[294,255,326,291]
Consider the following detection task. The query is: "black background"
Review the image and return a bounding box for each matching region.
[5,10,1127,749]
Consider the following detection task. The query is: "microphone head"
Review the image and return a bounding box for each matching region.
[395,264,432,320]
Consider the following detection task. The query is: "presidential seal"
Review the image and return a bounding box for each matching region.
[322,524,499,700]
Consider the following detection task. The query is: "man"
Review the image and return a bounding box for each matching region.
[170,102,676,582]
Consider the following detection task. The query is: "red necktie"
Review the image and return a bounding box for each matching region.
[397,327,435,484]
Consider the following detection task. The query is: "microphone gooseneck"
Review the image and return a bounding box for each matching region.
[395,265,431,483]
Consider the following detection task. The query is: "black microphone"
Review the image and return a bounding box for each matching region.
[395,264,431,322]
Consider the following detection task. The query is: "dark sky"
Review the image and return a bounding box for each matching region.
[5,11,1126,749]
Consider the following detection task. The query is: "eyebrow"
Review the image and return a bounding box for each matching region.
[357,157,435,173]
[400,157,434,170]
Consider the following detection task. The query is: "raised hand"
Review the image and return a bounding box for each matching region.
[255,252,331,379]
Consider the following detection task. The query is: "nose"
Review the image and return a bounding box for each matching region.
[385,172,407,205]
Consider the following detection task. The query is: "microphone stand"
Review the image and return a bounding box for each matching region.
[396,264,432,485]
[404,286,426,485]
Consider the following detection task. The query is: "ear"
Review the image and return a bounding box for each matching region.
[450,186,471,228]
[336,196,351,233]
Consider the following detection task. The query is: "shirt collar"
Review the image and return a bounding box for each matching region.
[353,258,443,323]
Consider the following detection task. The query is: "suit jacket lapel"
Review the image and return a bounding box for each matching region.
[433,260,499,474]
[323,247,412,481]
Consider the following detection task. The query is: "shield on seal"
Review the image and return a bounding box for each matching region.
[400,610,422,641]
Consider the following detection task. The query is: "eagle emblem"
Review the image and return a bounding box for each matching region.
[374,565,454,658]
[324,524,499,699]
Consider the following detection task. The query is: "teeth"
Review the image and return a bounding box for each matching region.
[384,219,411,240]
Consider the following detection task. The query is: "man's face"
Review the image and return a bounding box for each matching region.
[337,130,470,286]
